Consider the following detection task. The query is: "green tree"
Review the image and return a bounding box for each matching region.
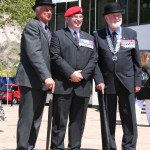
[0,0,34,28]
[0,0,35,77]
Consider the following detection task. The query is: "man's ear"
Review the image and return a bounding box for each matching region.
[104,15,108,21]
[65,17,68,23]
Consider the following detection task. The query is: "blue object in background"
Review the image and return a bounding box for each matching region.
[0,77,15,87]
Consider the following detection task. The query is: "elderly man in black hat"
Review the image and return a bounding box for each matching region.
[93,2,142,150]
[15,0,55,149]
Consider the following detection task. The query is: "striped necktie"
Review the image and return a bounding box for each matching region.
[74,31,79,43]
[45,25,51,44]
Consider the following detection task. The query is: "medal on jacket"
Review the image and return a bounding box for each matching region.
[106,28,122,62]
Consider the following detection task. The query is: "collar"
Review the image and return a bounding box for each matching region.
[109,27,122,35]
[68,27,80,35]
[40,21,48,29]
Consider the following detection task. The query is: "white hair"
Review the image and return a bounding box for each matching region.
[35,6,42,12]
[34,6,42,16]
[35,6,42,13]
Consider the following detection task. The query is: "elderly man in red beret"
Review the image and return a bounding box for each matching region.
[50,6,103,150]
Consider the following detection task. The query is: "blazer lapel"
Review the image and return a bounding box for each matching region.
[121,27,128,40]
[35,18,50,44]
[103,28,111,51]
[64,27,79,47]
[80,31,87,40]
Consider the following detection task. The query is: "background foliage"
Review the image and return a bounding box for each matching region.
[0,0,34,27]
[0,0,35,77]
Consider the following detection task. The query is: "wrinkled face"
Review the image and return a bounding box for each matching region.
[35,5,53,24]
[65,13,83,30]
[104,12,122,31]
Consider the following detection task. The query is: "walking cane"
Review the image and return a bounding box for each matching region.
[100,94,110,150]
[46,97,53,150]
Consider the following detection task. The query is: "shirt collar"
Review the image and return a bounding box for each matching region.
[40,21,48,29]
[109,27,122,35]
[68,27,80,35]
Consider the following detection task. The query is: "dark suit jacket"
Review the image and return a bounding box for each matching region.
[50,27,102,97]
[94,27,142,94]
[15,18,52,90]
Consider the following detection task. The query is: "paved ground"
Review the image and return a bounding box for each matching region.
[0,103,150,150]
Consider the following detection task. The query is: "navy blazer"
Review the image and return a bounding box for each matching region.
[50,27,102,97]
[94,27,142,94]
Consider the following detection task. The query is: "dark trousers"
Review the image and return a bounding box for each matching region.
[50,93,89,150]
[98,79,137,150]
[16,86,47,150]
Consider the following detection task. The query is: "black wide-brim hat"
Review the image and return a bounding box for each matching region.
[32,0,56,10]
[103,2,123,16]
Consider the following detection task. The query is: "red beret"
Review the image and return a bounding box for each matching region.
[64,6,82,17]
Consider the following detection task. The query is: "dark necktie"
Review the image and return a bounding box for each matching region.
[112,31,117,47]
[74,31,79,43]
[45,25,51,44]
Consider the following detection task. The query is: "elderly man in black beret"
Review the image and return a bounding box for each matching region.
[49,5,103,150]
[94,2,142,150]
[15,0,55,149]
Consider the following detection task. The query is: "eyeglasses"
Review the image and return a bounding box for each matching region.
[71,15,83,19]
[40,6,55,14]
[44,8,54,14]
[110,13,122,18]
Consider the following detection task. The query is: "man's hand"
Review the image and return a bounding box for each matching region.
[96,83,105,94]
[45,78,55,93]
[70,70,83,82]
[135,86,141,93]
